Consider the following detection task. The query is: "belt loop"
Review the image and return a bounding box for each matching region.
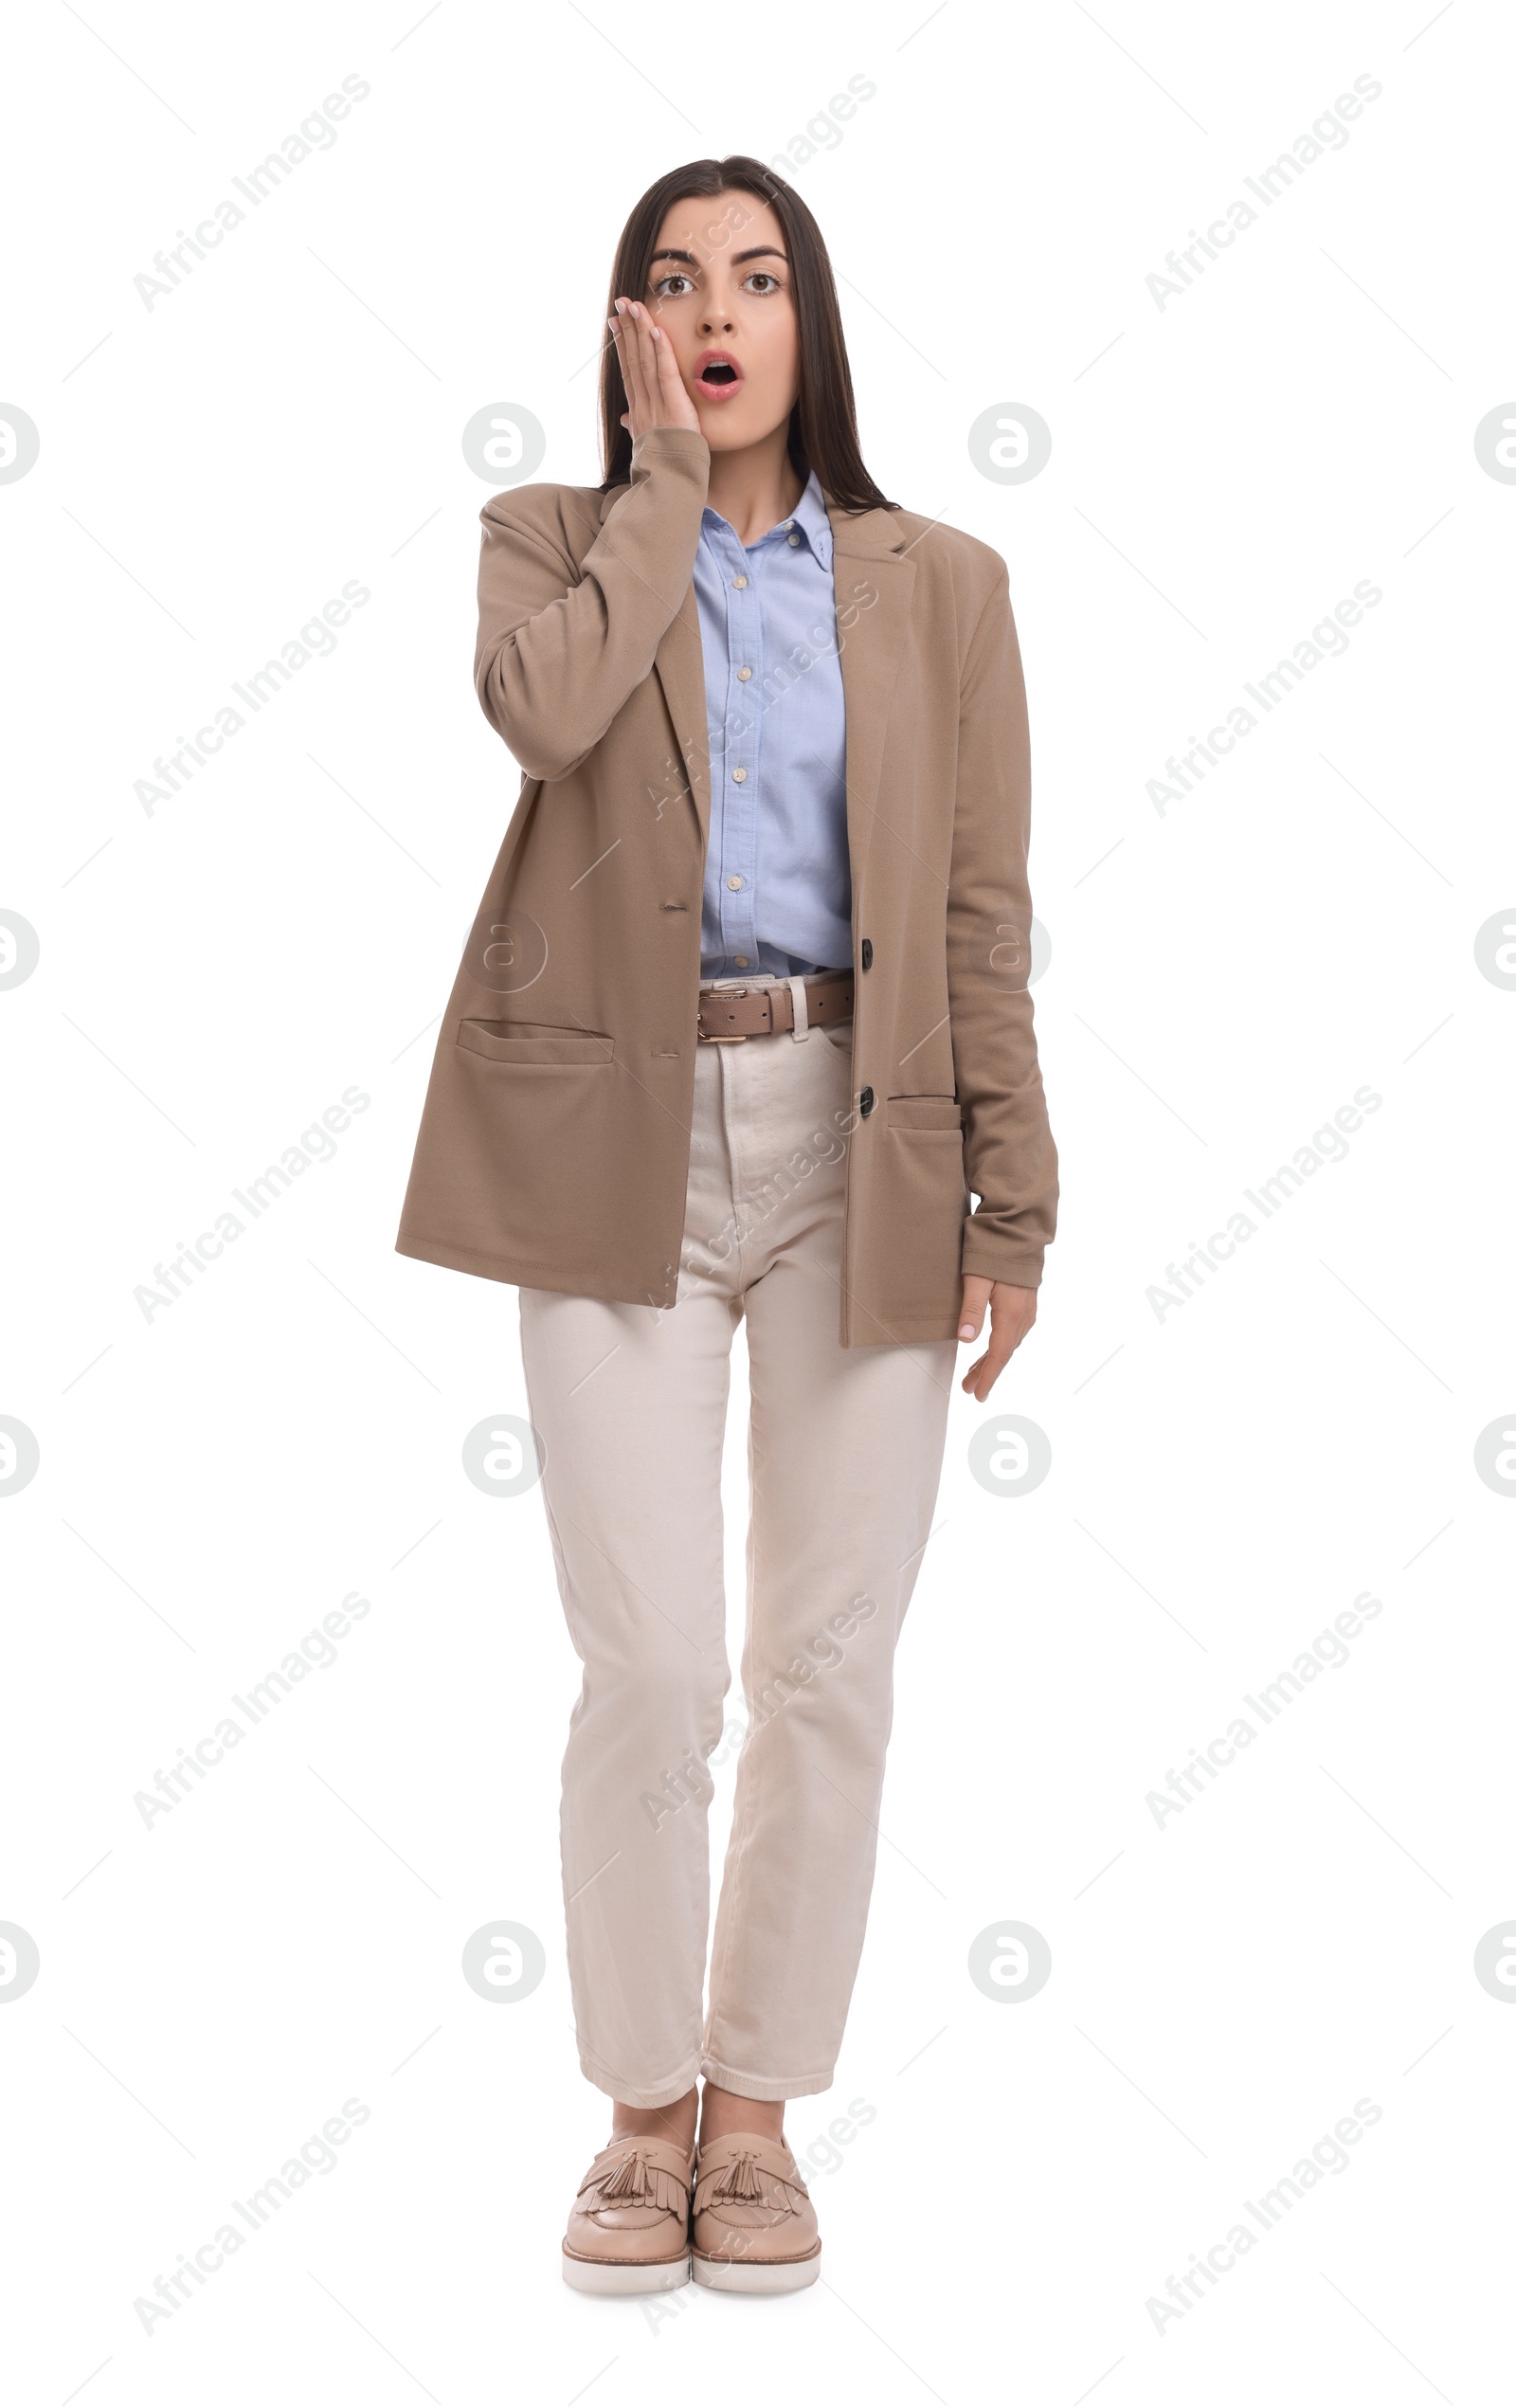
[786,974,810,1041]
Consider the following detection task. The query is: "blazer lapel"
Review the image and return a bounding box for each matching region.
[652,590,711,851]
[596,483,711,852]
[825,498,916,884]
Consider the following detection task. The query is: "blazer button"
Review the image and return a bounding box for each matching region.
[859,1086,875,1117]
[860,937,874,970]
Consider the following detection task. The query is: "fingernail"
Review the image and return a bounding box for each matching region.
[959,1324,975,1339]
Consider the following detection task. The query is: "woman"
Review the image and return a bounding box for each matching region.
[396,155,1057,2292]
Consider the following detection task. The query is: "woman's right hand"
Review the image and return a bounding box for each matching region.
[609,298,702,442]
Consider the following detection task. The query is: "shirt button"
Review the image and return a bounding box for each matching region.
[787,532,800,546]
[859,1087,875,1118]
[733,955,749,968]
[736,666,752,681]
[731,767,748,783]
[727,875,743,890]
[732,574,749,588]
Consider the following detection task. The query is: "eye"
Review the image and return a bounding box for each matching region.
[744,271,784,295]
[650,271,695,299]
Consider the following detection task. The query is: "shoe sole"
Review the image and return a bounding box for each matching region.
[562,2247,691,2294]
[692,2246,821,2293]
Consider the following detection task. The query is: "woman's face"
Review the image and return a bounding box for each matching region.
[641,191,800,454]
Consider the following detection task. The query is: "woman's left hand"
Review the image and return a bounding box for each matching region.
[957,1276,1037,1399]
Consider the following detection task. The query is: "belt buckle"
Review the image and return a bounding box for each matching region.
[699,991,750,1043]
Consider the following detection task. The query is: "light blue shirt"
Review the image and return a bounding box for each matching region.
[693,468,852,978]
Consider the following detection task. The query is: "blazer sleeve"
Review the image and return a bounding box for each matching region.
[947,568,1058,1289]
[474,425,711,781]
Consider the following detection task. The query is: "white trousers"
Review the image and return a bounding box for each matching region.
[517,987,956,2106]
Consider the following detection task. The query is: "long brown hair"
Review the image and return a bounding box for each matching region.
[598,155,896,515]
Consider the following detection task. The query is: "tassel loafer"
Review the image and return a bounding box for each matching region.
[561,2136,695,2293]
[691,2131,821,2291]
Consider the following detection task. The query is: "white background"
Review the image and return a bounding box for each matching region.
[3,2,1512,2401]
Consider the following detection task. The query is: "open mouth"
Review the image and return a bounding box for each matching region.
[695,352,744,395]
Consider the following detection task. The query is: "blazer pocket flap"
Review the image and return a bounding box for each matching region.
[888,1094,963,1132]
[457,1019,613,1066]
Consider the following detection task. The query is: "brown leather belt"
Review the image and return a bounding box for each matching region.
[697,972,855,1041]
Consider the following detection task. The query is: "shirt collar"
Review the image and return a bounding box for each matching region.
[700,468,834,570]
[787,468,834,570]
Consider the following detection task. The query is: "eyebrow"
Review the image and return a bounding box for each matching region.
[648,245,788,268]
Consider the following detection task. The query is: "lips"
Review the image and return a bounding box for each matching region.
[694,349,744,399]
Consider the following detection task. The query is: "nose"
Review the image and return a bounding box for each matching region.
[697,293,735,337]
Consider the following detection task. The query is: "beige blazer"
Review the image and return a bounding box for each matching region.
[395,425,1056,1346]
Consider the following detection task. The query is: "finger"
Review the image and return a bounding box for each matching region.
[607,307,633,404]
[984,1327,1018,1382]
[959,1349,990,1397]
[984,1314,1021,1392]
[957,1275,992,1343]
[963,1342,1008,1400]
[630,301,661,414]
[622,321,649,434]
[998,1305,1033,1356]
[611,300,646,430]
[961,1299,1017,1393]
[651,322,689,412]
[614,299,642,382]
